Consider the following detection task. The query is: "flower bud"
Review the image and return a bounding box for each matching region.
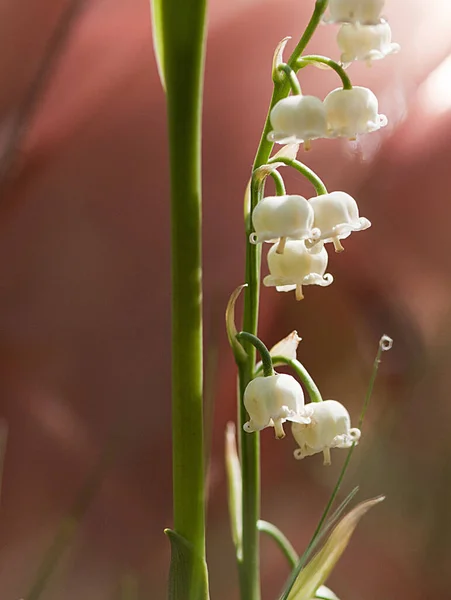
[263,240,333,301]
[337,21,400,65]
[250,195,317,249]
[292,400,361,465]
[308,191,371,252]
[243,373,307,439]
[328,0,385,25]
[324,86,387,138]
[268,95,328,147]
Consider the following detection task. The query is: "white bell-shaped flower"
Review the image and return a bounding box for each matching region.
[268,95,328,148]
[337,21,400,65]
[292,400,361,465]
[263,240,333,301]
[308,191,371,253]
[327,0,385,25]
[324,86,387,138]
[250,195,319,252]
[243,373,308,439]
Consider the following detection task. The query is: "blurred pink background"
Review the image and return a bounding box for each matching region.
[0,0,451,598]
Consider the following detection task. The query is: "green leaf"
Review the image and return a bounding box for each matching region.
[314,585,339,600]
[225,285,248,364]
[165,529,209,600]
[149,0,166,90]
[225,423,243,559]
[286,497,384,600]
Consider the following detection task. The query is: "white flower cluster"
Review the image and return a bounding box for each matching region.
[269,86,386,144]
[243,373,360,465]
[251,191,370,300]
[268,0,398,147]
[328,0,400,65]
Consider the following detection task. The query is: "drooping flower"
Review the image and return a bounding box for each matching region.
[243,373,308,438]
[308,191,371,252]
[326,0,385,25]
[268,95,328,148]
[263,240,333,301]
[292,400,361,465]
[337,21,400,65]
[250,195,319,253]
[324,86,387,138]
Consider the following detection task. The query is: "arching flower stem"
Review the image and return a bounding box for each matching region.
[277,63,302,95]
[256,356,323,404]
[270,169,286,196]
[297,54,353,90]
[257,520,298,569]
[268,156,328,196]
[237,332,274,378]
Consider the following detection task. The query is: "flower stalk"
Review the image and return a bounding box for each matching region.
[236,2,330,598]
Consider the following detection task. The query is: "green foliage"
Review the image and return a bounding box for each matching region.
[285,497,384,600]
[149,0,165,90]
[165,529,210,600]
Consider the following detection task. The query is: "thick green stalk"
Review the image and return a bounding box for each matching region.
[237,3,329,599]
[161,0,208,591]
[236,4,329,599]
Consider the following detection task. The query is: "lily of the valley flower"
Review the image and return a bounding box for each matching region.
[263,240,333,301]
[268,95,328,148]
[337,21,400,65]
[324,86,387,138]
[326,0,385,25]
[292,400,361,465]
[308,191,371,252]
[250,195,319,253]
[243,373,308,438]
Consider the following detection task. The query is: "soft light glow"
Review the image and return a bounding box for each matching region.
[418,53,451,115]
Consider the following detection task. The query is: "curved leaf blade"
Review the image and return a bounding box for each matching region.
[287,497,384,600]
[149,0,166,90]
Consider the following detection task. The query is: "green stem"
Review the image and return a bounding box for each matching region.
[268,157,327,196]
[237,332,274,377]
[281,334,392,599]
[298,55,352,89]
[238,175,263,600]
[161,0,208,594]
[257,520,298,569]
[277,64,302,95]
[264,356,323,403]
[236,4,329,599]
[270,170,286,196]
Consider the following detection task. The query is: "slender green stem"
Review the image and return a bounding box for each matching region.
[281,334,393,600]
[270,170,286,196]
[262,356,323,403]
[277,64,302,95]
[236,3,329,599]
[257,520,298,569]
[302,336,390,551]
[161,0,208,594]
[268,157,327,196]
[298,55,352,89]
[238,175,263,600]
[237,332,274,377]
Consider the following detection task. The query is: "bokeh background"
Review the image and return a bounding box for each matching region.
[0,0,451,598]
